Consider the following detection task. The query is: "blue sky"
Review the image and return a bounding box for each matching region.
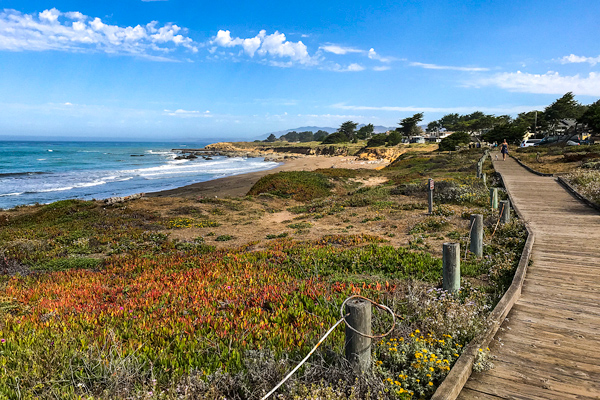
[1,0,599,141]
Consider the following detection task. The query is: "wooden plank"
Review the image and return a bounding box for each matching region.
[518,296,600,318]
[506,307,600,338]
[457,388,504,400]
[487,341,600,382]
[465,373,587,400]
[497,316,600,343]
[520,285,600,306]
[476,361,600,398]
[532,263,600,273]
[521,276,600,294]
[490,331,600,363]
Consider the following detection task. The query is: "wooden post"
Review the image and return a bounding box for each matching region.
[490,188,498,209]
[469,214,483,258]
[345,298,372,373]
[476,162,482,178]
[482,173,487,186]
[499,200,511,224]
[428,178,434,214]
[443,243,460,293]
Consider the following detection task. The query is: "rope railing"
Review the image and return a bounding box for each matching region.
[260,295,398,400]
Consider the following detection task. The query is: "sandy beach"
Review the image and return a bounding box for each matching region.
[146,155,388,199]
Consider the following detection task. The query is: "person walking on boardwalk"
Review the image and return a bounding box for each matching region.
[500,139,509,161]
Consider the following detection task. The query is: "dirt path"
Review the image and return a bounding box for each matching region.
[458,155,600,399]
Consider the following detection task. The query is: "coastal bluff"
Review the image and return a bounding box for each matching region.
[173,141,433,163]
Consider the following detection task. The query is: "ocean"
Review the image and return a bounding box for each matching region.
[0,141,279,209]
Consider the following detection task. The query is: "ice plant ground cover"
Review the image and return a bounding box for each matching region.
[0,148,527,399]
[564,169,600,204]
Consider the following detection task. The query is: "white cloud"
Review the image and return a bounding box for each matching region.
[328,63,366,72]
[373,66,391,71]
[368,48,393,63]
[242,36,261,57]
[164,109,211,118]
[39,8,60,23]
[0,8,199,59]
[475,71,600,96]
[410,62,489,72]
[64,11,85,20]
[257,31,310,63]
[320,44,363,55]
[345,63,365,72]
[559,54,600,66]
[332,103,546,114]
[213,30,241,47]
[319,44,395,65]
[211,29,314,65]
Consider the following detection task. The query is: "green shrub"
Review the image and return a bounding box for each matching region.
[314,168,359,178]
[215,235,234,242]
[288,222,313,231]
[321,131,349,144]
[344,186,392,207]
[438,131,471,151]
[34,257,102,271]
[409,217,450,234]
[366,133,388,147]
[248,171,333,201]
[266,232,289,239]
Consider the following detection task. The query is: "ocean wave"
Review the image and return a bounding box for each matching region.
[0,192,24,197]
[27,186,73,193]
[0,171,47,178]
[23,180,108,194]
[126,158,278,178]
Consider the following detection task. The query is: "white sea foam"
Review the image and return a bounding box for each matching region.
[34,186,73,193]
[47,149,53,152]
[0,192,24,197]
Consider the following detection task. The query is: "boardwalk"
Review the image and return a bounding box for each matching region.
[458,155,600,400]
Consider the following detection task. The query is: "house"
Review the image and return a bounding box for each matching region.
[553,118,578,135]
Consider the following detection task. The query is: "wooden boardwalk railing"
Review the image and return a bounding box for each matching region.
[457,155,600,399]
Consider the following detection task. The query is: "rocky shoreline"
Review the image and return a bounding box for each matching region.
[171,141,424,163]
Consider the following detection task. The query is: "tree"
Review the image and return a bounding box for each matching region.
[426,120,442,135]
[482,123,527,145]
[398,113,424,136]
[321,131,349,144]
[356,124,374,139]
[314,130,329,141]
[515,111,546,136]
[298,131,314,142]
[544,92,586,133]
[265,133,277,142]
[280,131,299,142]
[579,99,600,135]
[338,121,358,141]
[439,113,460,131]
[366,133,387,147]
[438,131,471,151]
[386,130,402,146]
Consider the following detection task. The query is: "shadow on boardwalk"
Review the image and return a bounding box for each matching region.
[458,154,600,400]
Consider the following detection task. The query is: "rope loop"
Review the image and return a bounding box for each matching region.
[339,295,396,340]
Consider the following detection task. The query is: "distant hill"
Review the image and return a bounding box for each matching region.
[258,124,393,140]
